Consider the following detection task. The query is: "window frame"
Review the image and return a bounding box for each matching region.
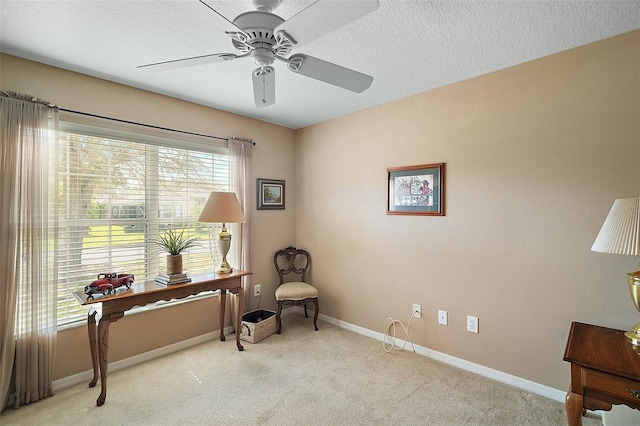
[55,117,232,329]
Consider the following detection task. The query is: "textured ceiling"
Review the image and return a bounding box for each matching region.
[1,0,639,129]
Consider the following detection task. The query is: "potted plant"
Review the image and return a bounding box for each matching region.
[154,227,200,275]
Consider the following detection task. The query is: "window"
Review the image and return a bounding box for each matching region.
[56,121,231,326]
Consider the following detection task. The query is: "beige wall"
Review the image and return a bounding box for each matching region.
[1,54,297,379]
[294,30,640,391]
[2,29,639,392]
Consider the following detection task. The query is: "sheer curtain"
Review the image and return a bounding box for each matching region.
[229,137,253,311]
[0,91,58,411]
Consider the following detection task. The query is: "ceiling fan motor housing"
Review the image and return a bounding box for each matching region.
[231,11,292,62]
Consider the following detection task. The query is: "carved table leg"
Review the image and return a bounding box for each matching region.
[94,312,123,406]
[96,314,112,406]
[87,308,99,388]
[565,391,583,426]
[235,286,244,352]
[219,289,226,341]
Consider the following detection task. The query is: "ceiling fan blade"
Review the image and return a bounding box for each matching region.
[198,0,246,34]
[287,54,373,93]
[137,53,246,71]
[274,0,379,49]
[252,66,275,108]
[198,0,253,51]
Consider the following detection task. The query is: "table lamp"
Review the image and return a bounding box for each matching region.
[591,197,640,346]
[198,191,246,274]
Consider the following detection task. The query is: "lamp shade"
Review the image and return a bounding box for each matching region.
[198,192,246,224]
[591,198,640,256]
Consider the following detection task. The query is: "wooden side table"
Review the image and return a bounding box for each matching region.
[74,270,251,406]
[563,322,640,426]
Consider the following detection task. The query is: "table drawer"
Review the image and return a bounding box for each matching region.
[584,369,640,406]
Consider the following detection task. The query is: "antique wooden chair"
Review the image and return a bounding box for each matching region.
[274,246,319,334]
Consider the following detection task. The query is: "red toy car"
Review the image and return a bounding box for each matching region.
[84,272,135,298]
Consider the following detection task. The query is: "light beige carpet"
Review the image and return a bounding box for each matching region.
[1,317,601,425]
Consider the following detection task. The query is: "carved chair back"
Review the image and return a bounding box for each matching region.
[274,246,311,285]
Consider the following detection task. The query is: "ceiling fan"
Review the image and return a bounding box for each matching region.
[138,0,379,108]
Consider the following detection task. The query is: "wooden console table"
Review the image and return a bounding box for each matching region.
[73,270,251,406]
[563,321,640,426]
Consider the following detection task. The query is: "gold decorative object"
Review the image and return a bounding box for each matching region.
[592,198,640,346]
[627,269,640,345]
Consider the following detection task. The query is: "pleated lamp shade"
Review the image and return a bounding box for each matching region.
[591,198,640,256]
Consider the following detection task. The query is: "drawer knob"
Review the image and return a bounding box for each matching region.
[629,388,640,400]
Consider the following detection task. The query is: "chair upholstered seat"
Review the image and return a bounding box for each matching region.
[275,281,318,301]
[274,246,319,334]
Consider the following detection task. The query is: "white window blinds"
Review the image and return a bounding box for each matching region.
[56,121,230,326]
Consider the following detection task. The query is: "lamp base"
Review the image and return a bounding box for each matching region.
[626,269,640,346]
[625,322,640,346]
[216,224,233,274]
[216,258,233,274]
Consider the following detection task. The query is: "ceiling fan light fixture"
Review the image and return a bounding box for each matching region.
[251,47,275,67]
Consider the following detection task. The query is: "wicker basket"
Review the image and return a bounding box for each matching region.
[240,309,277,343]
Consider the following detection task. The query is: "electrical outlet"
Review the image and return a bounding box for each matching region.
[467,315,479,333]
[413,304,422,319]
[438,310,448,326]
[254,284,261,297]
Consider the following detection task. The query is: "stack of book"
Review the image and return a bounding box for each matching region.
[155,272,192,286]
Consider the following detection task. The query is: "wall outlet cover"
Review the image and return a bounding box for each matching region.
[438,310,448,325]
[467,315,479,333]
[413,304,422,319]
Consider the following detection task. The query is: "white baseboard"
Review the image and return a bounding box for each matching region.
[55,308,568,407]
[313,310,568,404]
[53,326,233,392]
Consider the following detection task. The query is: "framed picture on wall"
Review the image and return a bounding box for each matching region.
[257,178,285,210]
[387,163,445,216]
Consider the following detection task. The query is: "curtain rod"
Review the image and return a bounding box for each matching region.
[59,108,256,145]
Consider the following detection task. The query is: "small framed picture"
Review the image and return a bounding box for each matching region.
[257,178,285,210]
[387,163,445,216]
